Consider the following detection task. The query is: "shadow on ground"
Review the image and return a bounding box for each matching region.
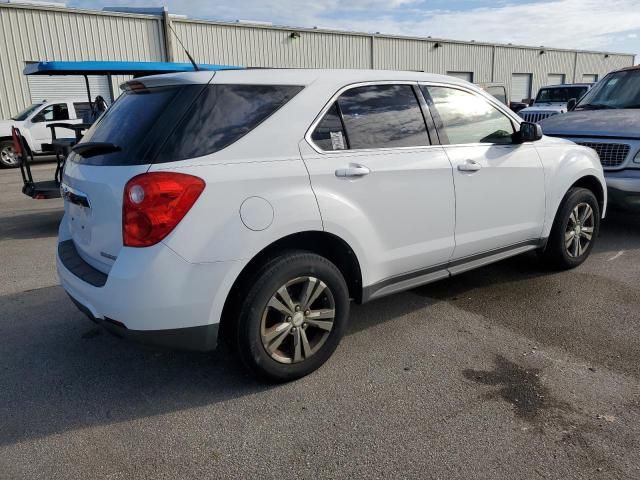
[0,283,436,447]
[0,209,63,240]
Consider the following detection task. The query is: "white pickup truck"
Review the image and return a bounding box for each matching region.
[0,98,96,168]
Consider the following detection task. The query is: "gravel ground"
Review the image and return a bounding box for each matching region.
[1,164,639,479]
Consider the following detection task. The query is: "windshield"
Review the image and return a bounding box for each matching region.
[576,69,640,109]
[536,86,588,103]
[11,103,44,121]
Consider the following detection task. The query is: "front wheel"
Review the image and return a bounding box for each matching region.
[544,187,600,269]
[0,140,19,169]
[234,251,350,382]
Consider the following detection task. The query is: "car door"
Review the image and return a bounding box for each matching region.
[422,84,546,262]
[300,82,456,297]
[28,102,77,149]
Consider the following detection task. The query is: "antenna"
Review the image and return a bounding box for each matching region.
[167,22,200,71]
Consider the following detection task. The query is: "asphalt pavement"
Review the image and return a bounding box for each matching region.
[1,163,639,479]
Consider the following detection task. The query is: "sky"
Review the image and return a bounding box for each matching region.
[69,0,640,55]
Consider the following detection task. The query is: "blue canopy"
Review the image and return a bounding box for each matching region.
[24,60,242,76]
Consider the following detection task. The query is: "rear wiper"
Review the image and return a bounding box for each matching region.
[623,104,640,109]
[72,142,121,158]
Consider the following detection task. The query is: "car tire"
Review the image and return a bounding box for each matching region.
[0,140,19,169]
[233,251,350,382]
[544,187,600,270]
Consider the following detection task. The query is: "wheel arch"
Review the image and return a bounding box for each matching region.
[218,230,363,342]
[569,174,606,215]
[0,134,32,154]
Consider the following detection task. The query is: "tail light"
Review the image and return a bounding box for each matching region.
[123,172,205,247]
[11,128,22,157]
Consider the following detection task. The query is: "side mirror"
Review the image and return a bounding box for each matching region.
[567,98,577,111]
[519,121,543,142]
[31,113,45,123]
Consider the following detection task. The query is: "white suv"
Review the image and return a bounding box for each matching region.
[57,69,606,381]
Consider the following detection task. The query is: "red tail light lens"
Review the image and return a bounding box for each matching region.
[11,128,22,156]
[123,172,205,247]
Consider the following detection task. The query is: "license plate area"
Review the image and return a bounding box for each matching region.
[67,199,92,246]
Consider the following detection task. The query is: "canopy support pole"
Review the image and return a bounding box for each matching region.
[84,75,93,109]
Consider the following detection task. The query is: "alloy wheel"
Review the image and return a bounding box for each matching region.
[565,202,595,258]
[260,276,336,364]
[0,145,18,166]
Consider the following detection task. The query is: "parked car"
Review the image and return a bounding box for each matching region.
[0,97,104,168]
[57,69,606,381]
[509,100,530,114]
[540,66,640,212]
[519,83,592,123]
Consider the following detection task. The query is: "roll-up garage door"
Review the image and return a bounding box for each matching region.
[511,73,532,102]
[447,71,473,82]
[27,75,112,104]
[547,74,565,85]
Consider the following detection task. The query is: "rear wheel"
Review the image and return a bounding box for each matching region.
[234,251,350,382]
[0,140,19,168]
[544,187,600,269]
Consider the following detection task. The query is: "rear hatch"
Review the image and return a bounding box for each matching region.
[61,74,214,273]
[61,72,305,274]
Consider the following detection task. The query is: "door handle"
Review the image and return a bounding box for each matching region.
[457,159,482,172]
[335,163,371,178]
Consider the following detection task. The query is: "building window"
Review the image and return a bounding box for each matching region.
[582,74,599,83]
[446,71,474,83]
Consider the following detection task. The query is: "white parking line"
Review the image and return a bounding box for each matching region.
[608,251,625,261]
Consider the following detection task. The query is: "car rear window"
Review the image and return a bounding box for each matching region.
[70,84,303,166]
[158,84,303,162]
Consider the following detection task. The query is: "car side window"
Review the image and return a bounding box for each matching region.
[425,86,514,145]
[311,84,430,151]
[338,84,430,149]
[311,103,348,151]
[33,103,70,123]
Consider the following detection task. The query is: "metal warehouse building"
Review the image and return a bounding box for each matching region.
[0,2,636,119]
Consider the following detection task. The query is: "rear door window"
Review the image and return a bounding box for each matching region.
[337,84,430,149]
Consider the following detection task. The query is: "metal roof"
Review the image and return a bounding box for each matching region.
[23,61,242,76]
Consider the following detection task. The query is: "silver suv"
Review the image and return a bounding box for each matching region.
[540,66,640,212]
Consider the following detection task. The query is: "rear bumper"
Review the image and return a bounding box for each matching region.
[605,170,640,212]
[67,293,219,351]
[57,226,244,351]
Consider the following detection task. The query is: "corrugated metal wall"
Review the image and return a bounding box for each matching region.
[0,4,164,119]
[0,3,635,119]
[170,20,371,68]
[371,37,494,82]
